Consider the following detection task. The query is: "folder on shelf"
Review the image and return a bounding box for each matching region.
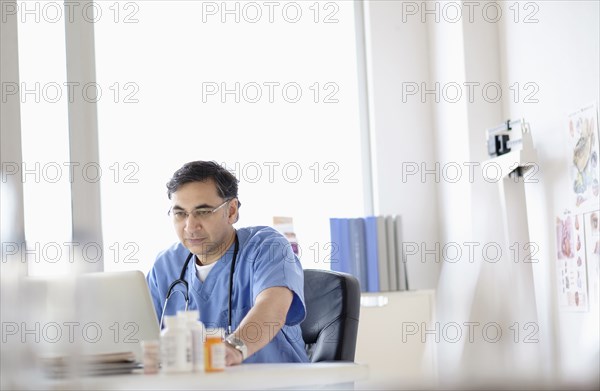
[364,216,380,292]
[349,218,368,292]
[394,215,409,291]
[386,216,398,291]
[330,215,409,292]
[329,218,351,274]
[376,216,390,291]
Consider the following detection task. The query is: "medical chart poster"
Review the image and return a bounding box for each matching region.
[567,103,600,212]
[556,214,589,311]
[583,211,600,308]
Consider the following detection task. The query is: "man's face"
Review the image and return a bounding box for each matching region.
[170,180,237,261]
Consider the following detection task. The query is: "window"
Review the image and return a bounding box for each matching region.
[95,1,365,272]
[17,2,73,276]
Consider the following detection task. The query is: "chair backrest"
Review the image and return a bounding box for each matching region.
[300,269,361,362]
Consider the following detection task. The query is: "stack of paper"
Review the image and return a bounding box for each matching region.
[40,351,140,378]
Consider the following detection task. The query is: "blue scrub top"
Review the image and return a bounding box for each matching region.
[146,226,309,363]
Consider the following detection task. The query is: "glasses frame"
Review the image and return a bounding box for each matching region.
[168,199,232,222]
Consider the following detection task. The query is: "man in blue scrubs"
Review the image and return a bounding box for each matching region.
[147,161,309,365]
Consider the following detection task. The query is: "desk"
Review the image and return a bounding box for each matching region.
[356,290,436,381]
[55,363,369,390]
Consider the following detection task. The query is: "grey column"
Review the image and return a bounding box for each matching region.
[64,0,103,272]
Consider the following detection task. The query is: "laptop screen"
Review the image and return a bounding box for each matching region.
[23,270,160,363]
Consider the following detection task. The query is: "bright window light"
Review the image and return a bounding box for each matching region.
[17,2,73,276]
[94,1,365,273]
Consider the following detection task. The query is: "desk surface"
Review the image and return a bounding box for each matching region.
[59,363,369,390]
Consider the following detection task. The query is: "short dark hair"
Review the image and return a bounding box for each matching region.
[166,161,240,209]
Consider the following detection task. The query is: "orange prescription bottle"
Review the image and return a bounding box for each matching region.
[204,328,225,372]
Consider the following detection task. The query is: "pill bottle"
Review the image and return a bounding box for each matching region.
[178,310,205,373]
[160,315,192,373]
[204,328,225,372]
[140,340,160,374]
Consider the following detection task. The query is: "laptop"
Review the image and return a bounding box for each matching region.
[75,270,161,362]
[24,270,160,364]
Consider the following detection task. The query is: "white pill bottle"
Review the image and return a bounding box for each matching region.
[160,315,192,373]
[178,310,205,372]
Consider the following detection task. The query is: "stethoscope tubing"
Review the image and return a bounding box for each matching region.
[160,233,239,335]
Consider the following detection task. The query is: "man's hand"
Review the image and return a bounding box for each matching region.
[225,343,244,366]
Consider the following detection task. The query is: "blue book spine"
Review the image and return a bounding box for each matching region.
[349,218,368,292]
[364,217,380,292]
[329,218,351,273]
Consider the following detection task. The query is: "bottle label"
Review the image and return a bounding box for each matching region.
[160,334,177,371]
[210,343,225,370]
[191,329,204,372]
[161,332,192,373]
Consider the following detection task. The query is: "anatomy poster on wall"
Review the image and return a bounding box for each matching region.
[583,211,600,308]
[556,214,589,311]
[567,103,599,212]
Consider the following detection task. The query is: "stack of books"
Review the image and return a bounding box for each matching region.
[40,351,140,378]
[329,215,408,292]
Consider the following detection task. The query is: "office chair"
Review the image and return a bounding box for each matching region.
[300,269,361,362]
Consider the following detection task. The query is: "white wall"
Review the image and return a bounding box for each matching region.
[364,0,599,386]
[498,0,600,383]
[364,0,441,291]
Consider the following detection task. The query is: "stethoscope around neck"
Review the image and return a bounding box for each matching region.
[160,233,239,335]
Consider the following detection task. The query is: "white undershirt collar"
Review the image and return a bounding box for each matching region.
[195,261,217,282]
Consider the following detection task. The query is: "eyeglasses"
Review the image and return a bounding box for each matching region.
[168,199,232,222]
